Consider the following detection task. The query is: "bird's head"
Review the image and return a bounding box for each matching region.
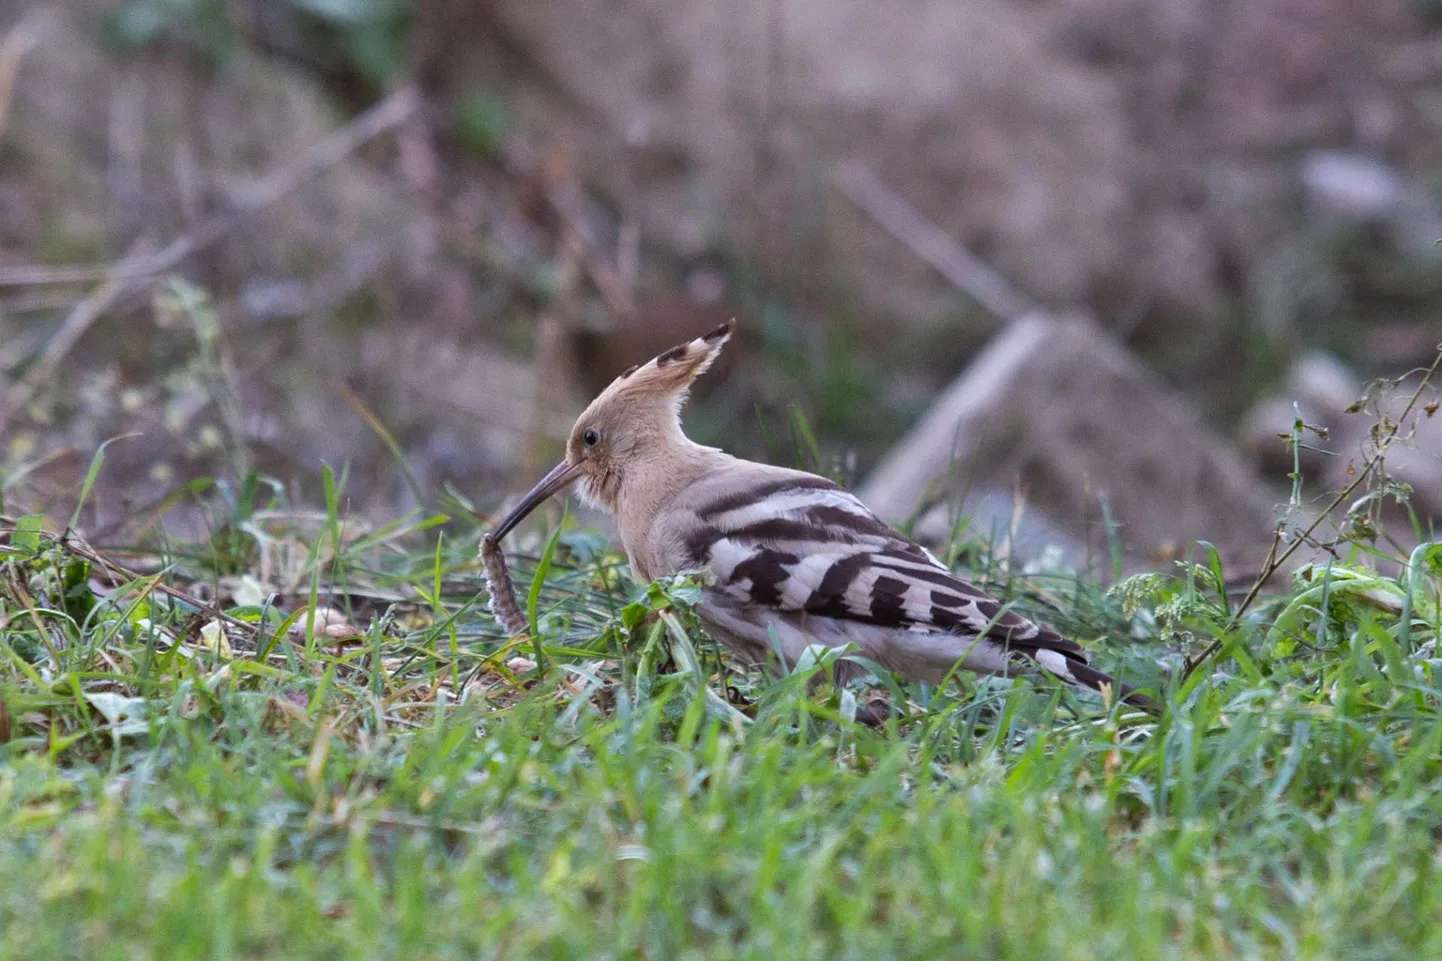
[488,320,734,541]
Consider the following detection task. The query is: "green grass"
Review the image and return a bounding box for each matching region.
[2,467,1441,959]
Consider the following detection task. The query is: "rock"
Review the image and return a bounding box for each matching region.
[504,656,539,674]
[1379,423,1442,519]
[857,312,1279,570]
[1288,350,1363,415]
[1300,150,1442,262]
[288,606,364,642]
[1302,151,1407,221]
[1239,395,1318,479]
[1325,373,1442,536]
[1240,350,1363,478]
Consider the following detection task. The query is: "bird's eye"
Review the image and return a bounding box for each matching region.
[582,427,600,448]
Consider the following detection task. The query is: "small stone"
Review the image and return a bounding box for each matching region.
[1301,151,1405,221]
[289,606,363,641]
[1287,351,1360,416]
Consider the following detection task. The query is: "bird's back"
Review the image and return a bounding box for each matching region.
[630,457,1134,695]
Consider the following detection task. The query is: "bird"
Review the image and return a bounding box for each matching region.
[487,320,1154,711]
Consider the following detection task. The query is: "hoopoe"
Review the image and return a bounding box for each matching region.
[488,321,1154,711]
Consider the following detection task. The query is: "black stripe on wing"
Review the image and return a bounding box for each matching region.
[704,541,1086,659]
[692,475,840,518]
[728,549,799,606]
[682,482,891,565]
[686,476,1088,660]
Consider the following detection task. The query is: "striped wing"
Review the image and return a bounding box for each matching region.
[680,473,1087,662]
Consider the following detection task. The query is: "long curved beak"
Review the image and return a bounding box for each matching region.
[488,459,584,542]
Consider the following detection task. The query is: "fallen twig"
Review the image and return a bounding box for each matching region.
[0,7,48,142]
[553,211,635,320]
[0,85,421,289]
[0,513,263,638]
[0,239,155,430]
[830,159,1036,320]
[499,148,635,319]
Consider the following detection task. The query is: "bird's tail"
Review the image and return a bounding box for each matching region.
[1028,649,1158,714]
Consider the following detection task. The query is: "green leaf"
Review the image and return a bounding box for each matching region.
[322,462,339,529]
[1195,541,1230,618]
[453,92,511,157]
[82,691,149,736]
[1399,541,1442,656]
[620,601,649,634]
[12,514,44,554]
[61,558,95,624]
[528,524,563,658]
[69,434,140,532]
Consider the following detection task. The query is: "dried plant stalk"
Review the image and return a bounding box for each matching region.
[481,534,528,637]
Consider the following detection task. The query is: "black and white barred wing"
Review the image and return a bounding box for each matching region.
[677,471,1089,667]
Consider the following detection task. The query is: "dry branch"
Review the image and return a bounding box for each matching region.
[830,159,1036,320]
[0,85,421,288]
[0,514,263,639]
[0,239,155,430]
[0,8,48,142]
[550,202,636,320]
[499,148,636,320]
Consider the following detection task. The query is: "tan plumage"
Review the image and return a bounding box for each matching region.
[488,321,1153,710]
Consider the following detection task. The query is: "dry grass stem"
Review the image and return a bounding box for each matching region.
[830,159,1036,320]
[0,85,420,289]
[0,513,263,640]
[0,239,154,430]
[0,8,47,142]
[1182,343,1442,679]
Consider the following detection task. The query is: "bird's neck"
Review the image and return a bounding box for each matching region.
[614,434,726,546]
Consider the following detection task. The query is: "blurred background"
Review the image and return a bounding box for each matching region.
[1,0,1440,568]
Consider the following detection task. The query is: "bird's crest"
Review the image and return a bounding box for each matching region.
[595,319,734,411]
